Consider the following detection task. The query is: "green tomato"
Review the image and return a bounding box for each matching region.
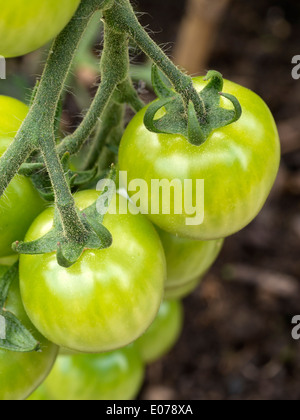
[20,190,166,353]
[30,346,145,401]
[0,0,80,58]
[27,384,50,401]
[0,137,45,257]
[0,265,58,401]
[0,96,28,137]
[164,277,201,301]
[157,227,223,288]
[119,77,281,240]
[135,300,183,363]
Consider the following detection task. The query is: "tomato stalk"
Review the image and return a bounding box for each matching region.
[58,25,130,157]
[104,0,242,145]
[0,1,101,192]
[84,98,125,170]
[116,78,145,113]
[0,132,34,197]
[103,0,205,117]
[0,0,118,267]
[39,135,88,246]
[0,0,241,268]
[83,75,145,172]
[97,124,124,172]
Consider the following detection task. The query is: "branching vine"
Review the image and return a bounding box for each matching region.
[0,0,241,268]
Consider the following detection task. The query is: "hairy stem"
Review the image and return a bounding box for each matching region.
[116,78,145,112]
[40,135,87,242]
[104,0,205,115]
[34,1,106,121]
[58,79,116,157]
[97,124,124,172]
[84,99,125,170]
[0,0,103,199]
[58,24,130,158]
[0,134,34,196]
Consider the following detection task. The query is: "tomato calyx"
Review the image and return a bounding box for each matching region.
[12,195,112,269]
[0,263,40,353]
[144,67,242,146]
[12,168,116,268]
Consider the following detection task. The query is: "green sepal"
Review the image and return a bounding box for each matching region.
[0,309,40,353]
[187,101,205,146]
[202,70,224,94]
[151,65,174,98]
[56,241,86,268]
[12,167,117,267]
[219,92,242,125]
[143,97,177,134]
[0,263,40,353]
[69,167,98,188]
[54,152,98,188]
[30,154,99,201]
[61,152,70,172]
[12,206,113,267]
[18,162,46,177]
[31,171,54,202]
[0,263,19,308]
[144,66,242,145]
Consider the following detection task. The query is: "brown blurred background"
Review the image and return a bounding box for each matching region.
[2,0,300,401]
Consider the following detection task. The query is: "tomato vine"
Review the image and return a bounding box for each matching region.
[0,0,242,270]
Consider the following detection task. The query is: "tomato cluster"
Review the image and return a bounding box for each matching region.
[0,3,280,400]
[1,77,280,399]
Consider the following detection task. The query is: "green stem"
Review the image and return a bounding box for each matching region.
[84,99,125,170]
[0,133,34,196]
[0,0,104,199]
[58,79,116,157]
[73,10,103,72]
[97,124,124,172]
[0,0,116,260]
[25,0,107,243]
[103,0,205,115]
[33,0,105,122]
[58,24,130,158]
[116,78,145,112]
[39,135,87,242]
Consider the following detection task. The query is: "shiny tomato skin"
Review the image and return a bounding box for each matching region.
[29,345,145,401]
[19,190,166,353]
[0,137,45,258]
[0,96,28,137]
[27,385,50,401]
[164,277,201,301]
[0,266,58,401]
[0,0,80,58]
[119,77,281,240]
[135,300,183,363]
[157,227,223,288]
